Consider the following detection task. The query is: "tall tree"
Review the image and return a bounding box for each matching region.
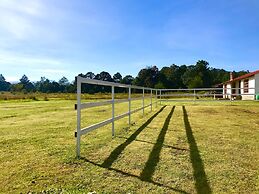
[158,64,187,89]
[0,74,11,91]
[113,72,122,83]
[85,72,95,79]
[58,77,69,86]
[182,60,211,88]
[134,66,159,87]
[58,77,69,92]
[19,75,34,92]
[94,71,113,92]
[0,74,5,82]
[94,71,113,82]
[121,75,134,85]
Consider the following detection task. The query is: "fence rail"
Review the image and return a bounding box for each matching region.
[159,87,257,101]
[75,76,258,157]
[75,76,158,157]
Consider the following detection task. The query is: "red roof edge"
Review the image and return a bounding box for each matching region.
[222,69,259,84]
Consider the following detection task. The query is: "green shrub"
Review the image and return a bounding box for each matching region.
[236,95,242,100]
[30,96,38,101]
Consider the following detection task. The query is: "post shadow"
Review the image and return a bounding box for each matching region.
[182,106,212,194]
[101,106,166,168]
[82,157,189,194]
[140,106,175,181]
[116,136,188,151]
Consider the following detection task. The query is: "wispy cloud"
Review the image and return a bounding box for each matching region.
[0,50,73,81]
[0,0,258,82]
[0,49,122,81]
[0,51,63,67]
[0,0,68,44]
[0,0,43,16]
[5,76,20,82]
[0,0,44,40]
[34,69,68,74]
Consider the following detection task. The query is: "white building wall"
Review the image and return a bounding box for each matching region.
[255,73,259,94]
[240,80,244,92]
[226,83,231,99]
[241,76,255,100]
[222,72,259,100]
[235,81,239,96]
[223,85,226,98]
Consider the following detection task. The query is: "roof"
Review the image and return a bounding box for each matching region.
[223,70,259,84]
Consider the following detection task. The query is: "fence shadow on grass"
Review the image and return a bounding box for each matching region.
[82,157,189,194]
[101,105,166,168]
[116,136,189,151]
[79,105,189,193]
[182,106,212,194]
[140,106,175,181]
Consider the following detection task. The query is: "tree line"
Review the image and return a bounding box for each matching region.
[0,60,249,93]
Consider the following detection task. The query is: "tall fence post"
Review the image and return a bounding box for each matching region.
[76,77,81,158]
[142,88,145,116]
[194,89,196,101]
[151,89,152,111]
[112,86,115,137]
[160,89,161,105]
[128,87,131,126]
[156,89,158,107]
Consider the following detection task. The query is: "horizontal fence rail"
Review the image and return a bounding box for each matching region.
[75,76,258,157]
[159,87,257,101]
[75,76,158,157]
[75,97,151,110]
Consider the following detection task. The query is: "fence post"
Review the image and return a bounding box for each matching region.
[160,89,162,105]
[76,77,81,158]
[128,87,131,126]
[142,88,145,116]
[156,89,158,107]
[151,89,152,111]
[194,89,196,101]
[112,86,115,137]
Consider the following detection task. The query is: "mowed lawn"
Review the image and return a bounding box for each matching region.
[0,98,258,193]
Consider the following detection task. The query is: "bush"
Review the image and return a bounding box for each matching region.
[236,95,242,100]
[30,96,38,101]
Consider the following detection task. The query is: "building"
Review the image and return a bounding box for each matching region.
[222,70,259,100]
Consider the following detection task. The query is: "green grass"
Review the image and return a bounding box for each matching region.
[0,98,258,193]
[0,92,144,101]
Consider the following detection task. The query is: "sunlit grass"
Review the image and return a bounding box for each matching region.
[0,98,258,193]
[0,91,145,101]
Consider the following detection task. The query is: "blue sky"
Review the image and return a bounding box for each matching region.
[0,0,259,82]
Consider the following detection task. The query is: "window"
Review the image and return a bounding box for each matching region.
[244,79,249,93]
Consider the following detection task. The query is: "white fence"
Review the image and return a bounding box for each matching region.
[159,88,257,101]
[75,76,257,157]
[75,76,159,157]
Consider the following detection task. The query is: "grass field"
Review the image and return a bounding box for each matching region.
[0,97,258,193]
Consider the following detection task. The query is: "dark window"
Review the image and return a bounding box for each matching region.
[244,79,249,93]
[224,84,227,94]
